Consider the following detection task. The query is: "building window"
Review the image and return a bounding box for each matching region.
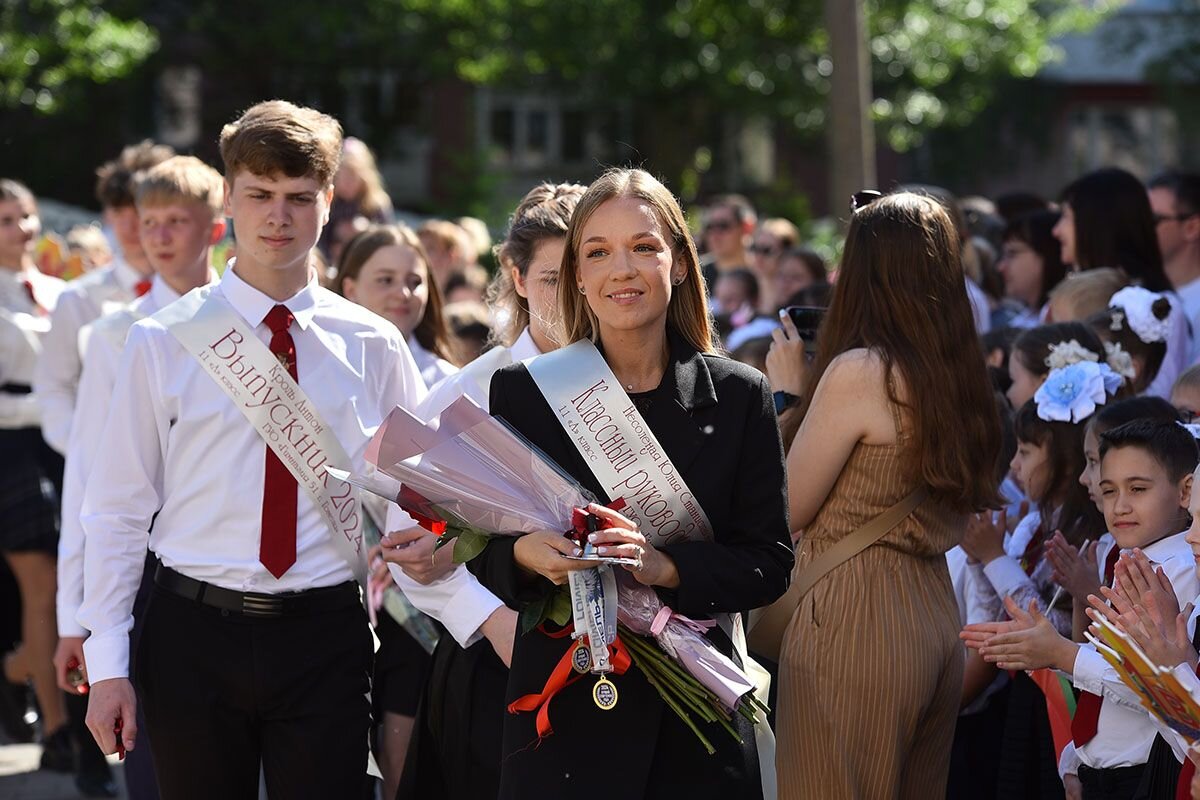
[477,90,631,170]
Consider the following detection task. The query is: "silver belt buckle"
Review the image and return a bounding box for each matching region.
[241,592,284,618]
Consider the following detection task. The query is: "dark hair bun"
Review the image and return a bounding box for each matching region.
[1152,297,1172,321]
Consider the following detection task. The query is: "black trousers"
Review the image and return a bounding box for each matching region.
[1078,763,1146,800]
[135,585,373,800]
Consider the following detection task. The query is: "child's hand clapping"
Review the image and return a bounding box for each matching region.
[1110,549,1181,621]
[1087,585,1197,672]
[961,596,1078,672]
[962,509,1007,565]
[1045,532,1100,602]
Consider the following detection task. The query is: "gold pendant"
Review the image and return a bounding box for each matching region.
[592,675,618,711]
[571,643,591,674]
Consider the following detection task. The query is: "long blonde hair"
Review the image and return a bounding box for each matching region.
[557,168,714,353]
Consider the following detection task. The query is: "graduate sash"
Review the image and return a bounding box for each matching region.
[157,287,367,586]
[526,338,777,800]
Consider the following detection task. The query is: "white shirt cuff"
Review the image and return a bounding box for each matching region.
[82,630,129,683]
[387,563,504,648]
[1071,645,1107,696]
[982,555,1032,601]
[1058,741,1080,779]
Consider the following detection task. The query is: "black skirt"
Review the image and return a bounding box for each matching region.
[0,427,62,554]
[372,612,433,718]
[397,635,507,800]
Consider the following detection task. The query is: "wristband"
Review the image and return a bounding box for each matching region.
[773,390,800,414]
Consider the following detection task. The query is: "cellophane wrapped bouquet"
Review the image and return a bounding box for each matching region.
[329,397,765,752]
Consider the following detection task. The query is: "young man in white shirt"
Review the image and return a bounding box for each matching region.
[33,141,174,454]
[79,101,426,798]
[55,155,225,799]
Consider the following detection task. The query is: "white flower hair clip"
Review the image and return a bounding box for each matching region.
[1109,286,1173,344]
[1103,342,1135,382]
[1034,361,1122,424]
[1044,339,1100,372]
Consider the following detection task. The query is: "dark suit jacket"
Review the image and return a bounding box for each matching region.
[470,331,793,800]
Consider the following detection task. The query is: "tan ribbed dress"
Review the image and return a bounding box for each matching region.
[776,432,965,800]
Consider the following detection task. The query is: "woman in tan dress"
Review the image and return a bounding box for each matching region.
[772,193,1002,799]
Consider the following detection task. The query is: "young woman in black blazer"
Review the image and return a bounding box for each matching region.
[469,168,793,800]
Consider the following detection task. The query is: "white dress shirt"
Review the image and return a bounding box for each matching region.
[0,265,64,316]
[408,337,458,389]
[1067,531,1200,770]
[0,267,63,429]
[56,276,188,637]
[78,266,427,682]
[0,309,48,428]
[34,258,143,453]
[383,327,544,648]
[1175,276,1200,363]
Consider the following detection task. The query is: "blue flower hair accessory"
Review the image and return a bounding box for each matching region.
[1034,361,1121,423]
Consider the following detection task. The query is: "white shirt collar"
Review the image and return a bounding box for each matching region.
[1128,528,1188,562]
[510,327,543,362]
[148,268,219,309]
[220,260,318,331]
[111,255,146,293]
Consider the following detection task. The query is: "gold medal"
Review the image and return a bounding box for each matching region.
[592,676,618,710]
[571,643,591,674]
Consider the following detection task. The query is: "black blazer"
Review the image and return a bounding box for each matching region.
[471,331,793,800]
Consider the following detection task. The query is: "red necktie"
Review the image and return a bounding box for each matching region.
[21,278,44,315]
[1071,543,1123,746]
[259,304,298,578]
[134,279,152,297]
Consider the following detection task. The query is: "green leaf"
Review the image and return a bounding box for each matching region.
[452,530,490,564]
[546,588,573,627]
[519,594,550,635]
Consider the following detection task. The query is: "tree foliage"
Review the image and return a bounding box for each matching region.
[401,0,1117,150]
[0,0,158,112]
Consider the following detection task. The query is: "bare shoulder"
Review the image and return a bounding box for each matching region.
[821,348,886,392]
[818,348,902,444]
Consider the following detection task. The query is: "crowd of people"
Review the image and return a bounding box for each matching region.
[1,96,1200,800]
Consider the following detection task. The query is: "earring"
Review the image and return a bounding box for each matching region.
[672,276,684,286]
[578,285,586,294]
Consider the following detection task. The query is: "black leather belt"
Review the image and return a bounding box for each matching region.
[154,563,359,618]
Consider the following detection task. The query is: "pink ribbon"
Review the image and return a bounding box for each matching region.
[650,605,716,637]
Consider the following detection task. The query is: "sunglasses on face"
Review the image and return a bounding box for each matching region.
[704,220,736,233]
[1179,407,1198,423]
[850,190,884,213]
[748,243,780,256]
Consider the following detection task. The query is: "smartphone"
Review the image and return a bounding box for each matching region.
[784,306,826,355]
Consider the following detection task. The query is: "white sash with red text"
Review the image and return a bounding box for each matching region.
[525,339,777,800]
[157,287,367,586]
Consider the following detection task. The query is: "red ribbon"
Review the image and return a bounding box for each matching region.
[508,627,632,739]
